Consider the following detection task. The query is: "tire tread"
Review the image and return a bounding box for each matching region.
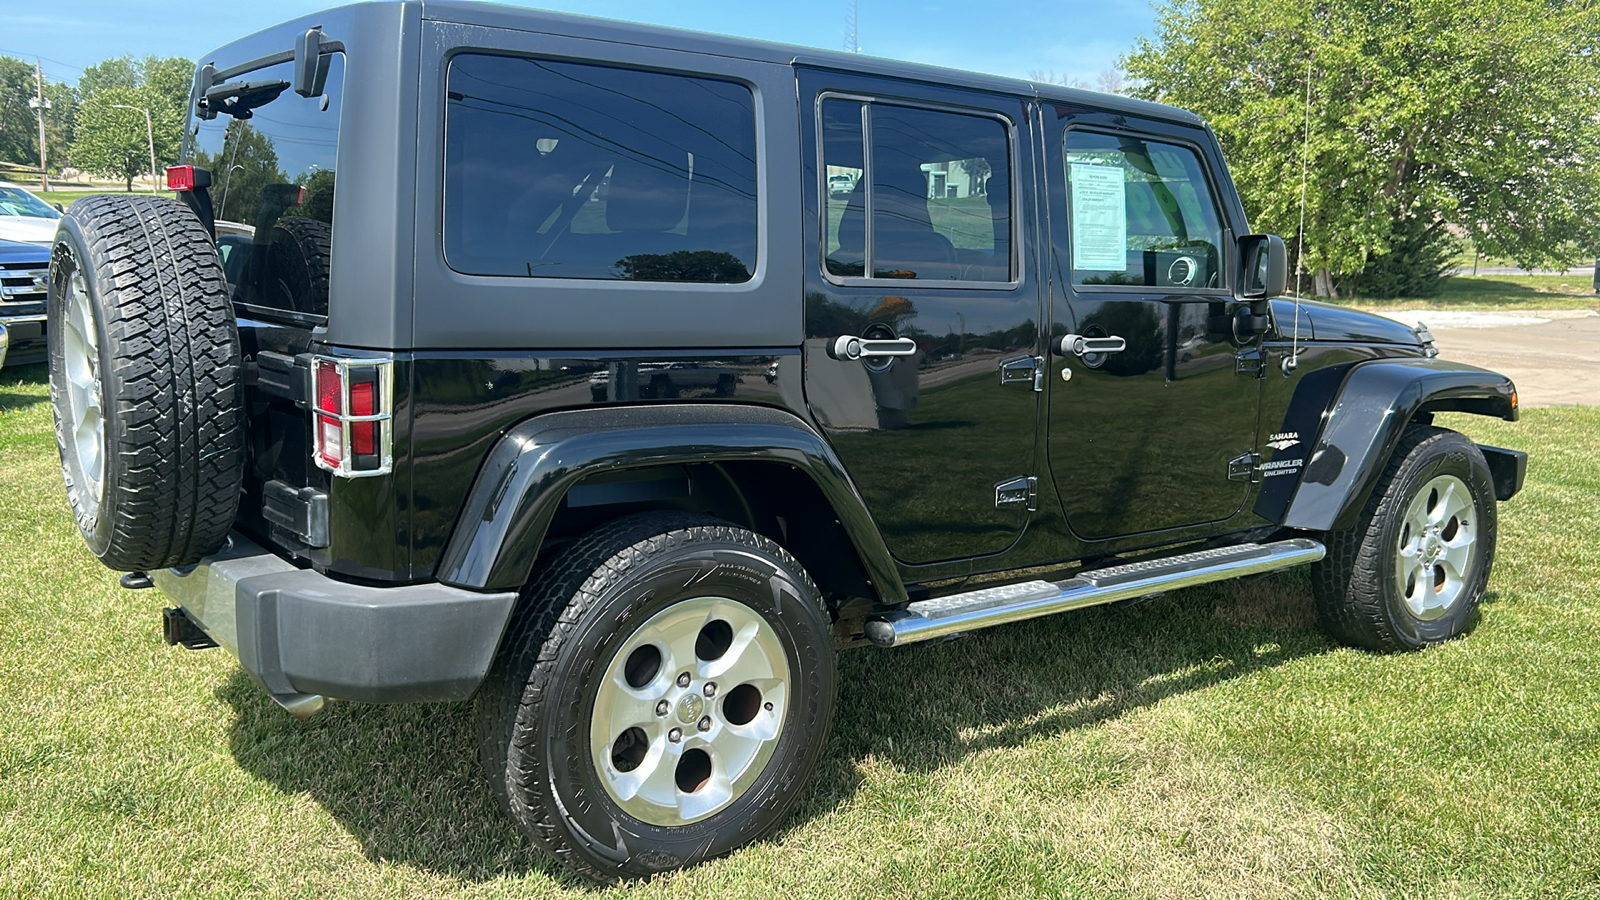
[475,513,829,883]
[52,194,243,570]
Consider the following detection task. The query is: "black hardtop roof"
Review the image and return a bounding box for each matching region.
[207,0,1203,129]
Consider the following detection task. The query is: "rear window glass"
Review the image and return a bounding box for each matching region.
[189,54,342,323]
[443,54,759,283]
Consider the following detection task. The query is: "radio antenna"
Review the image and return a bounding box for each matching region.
[1286,56,1312,374]
[844,0,860,53]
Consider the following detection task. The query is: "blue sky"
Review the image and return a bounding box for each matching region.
[4,0,1158,89]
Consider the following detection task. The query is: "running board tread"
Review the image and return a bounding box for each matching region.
[864,538,1325,647]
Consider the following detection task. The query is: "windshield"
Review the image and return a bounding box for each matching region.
[0,186,60,219]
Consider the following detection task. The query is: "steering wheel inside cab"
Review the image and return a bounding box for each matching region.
[1148,246,1218,289]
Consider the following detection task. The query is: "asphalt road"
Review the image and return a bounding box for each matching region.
[1447,265,1596,278]
[1378,308,1600,407]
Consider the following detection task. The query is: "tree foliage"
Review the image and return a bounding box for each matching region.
[70,55,192,189]
[1124,0,1600,294]
[191,120,286,224]
[0,56,77,173]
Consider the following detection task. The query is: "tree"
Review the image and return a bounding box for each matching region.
[1028,67,1130,95]
[77,56,141,97]
[74,87,164,190]
[0,56,77,173]
[191,119,285,223]
[0,57,42,168]
[71,55,192,189]
[1123,0,1600,296]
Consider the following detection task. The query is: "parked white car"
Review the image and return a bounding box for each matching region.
[0,182,62,244]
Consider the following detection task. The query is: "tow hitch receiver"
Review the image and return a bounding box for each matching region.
[162,607,219,650]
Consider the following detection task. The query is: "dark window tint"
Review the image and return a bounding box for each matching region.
[823,98,1010,282]
[445,55,758,283]
[1065,131,1224,290]
[189,54,342,323]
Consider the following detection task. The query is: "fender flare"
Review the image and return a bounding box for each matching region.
[435,403,905,601]
[1276,357,1517,533]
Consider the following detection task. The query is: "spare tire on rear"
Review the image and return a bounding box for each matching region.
[48,194,244,571]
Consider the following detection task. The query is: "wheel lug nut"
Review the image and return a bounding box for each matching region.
[676,672,691,688]
[764,702,774,711]
[703,682,717,698]
[697,716,712,732]
[655,700,669,716]
[668,727,682,743]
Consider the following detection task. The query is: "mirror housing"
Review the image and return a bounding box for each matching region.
[1237,234,1287,300]
[293,27,334,99]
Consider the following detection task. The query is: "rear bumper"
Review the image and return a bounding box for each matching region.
[153,532,518,705]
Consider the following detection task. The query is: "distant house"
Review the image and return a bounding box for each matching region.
[921,158,991,199]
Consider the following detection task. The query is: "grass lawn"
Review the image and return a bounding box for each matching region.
[1310,273,1599,312]
[2,361,1598,898]
[32,189,176,210]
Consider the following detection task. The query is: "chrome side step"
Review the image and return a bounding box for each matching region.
[863,538,1326,647]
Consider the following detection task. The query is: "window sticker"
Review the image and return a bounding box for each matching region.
[1069,163,1126,271]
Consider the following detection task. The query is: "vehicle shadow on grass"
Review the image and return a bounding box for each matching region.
[0,363,48,411]
[217,569,1334,886]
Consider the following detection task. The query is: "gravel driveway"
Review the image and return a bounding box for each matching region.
[1378,308,1600,407]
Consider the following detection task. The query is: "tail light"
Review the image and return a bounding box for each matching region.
[166,165,196,192]
[311,356,393,477]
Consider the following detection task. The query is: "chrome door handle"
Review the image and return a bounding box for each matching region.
[1056,333,1127,357]
[830,335,918,361]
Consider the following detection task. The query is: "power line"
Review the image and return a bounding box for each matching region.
[0,48,84,73]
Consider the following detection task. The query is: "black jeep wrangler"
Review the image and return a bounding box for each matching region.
[46,1,1525,882]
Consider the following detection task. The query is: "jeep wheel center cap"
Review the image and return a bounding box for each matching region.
[676,692,705,724]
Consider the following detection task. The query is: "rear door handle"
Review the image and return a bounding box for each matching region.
[1055,333,1127,357]
[830,335,918,361]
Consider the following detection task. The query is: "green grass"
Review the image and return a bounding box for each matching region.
[3,361,1599,897]
[1315,273,1599,312]
[33,189,177,210]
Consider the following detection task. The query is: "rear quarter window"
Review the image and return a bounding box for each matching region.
[443,53,759,284]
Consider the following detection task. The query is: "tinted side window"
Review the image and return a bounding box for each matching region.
[190,54,342,323]
[444,54,759,283]
[1065,131,1225,290]
[822,98,1011,283]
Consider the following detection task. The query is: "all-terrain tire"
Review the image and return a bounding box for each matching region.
[1311,425,1497,651]
[48,194,244,571]
[475,513,836,882]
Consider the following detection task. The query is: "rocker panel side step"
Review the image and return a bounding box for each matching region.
[864,538,1326,647]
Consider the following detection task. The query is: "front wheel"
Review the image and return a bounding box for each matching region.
[475,513,836,881]
[1312,425,1498,651]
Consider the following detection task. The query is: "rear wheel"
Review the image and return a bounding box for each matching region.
[475,513,836,881]
[1312,425,1497,651]
[48,194,243,571]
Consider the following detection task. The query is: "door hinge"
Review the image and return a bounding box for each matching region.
[999,355,1044,392]
[995,475,1038,511]
[1228,452,1261,483]
[1235,347,1265,378]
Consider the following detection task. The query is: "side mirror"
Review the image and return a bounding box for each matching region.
[293,27,334,99]
[1237,234,1287,300]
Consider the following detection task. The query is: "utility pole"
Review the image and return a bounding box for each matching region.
[29,60,51,191]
